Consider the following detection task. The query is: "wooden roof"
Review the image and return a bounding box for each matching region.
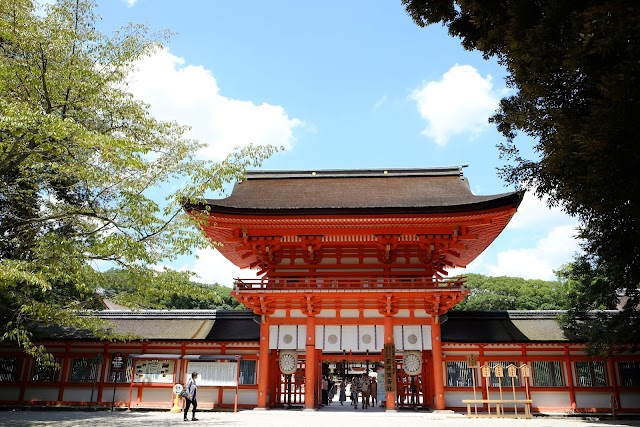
[442,311,582,343]
[187,167,523,215]
[33,310,260,342]
[185,167,523,270]
[30,310,586,344]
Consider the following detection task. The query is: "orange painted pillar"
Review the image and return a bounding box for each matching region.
[431,317,445,410]
[257,318,270,409]
[564,347,576,411]
[384,315,397,411]
[304,315,316,410]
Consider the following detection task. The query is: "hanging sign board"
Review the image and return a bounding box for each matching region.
[481,364,491,378]
[466,354,478,368]
[133,360,175,383]
[383,344,396,392]
[111,353,124,373]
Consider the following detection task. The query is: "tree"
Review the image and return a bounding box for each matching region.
[454,273,568,311]
[556,259,638,355]
[403,0,640,353]
[0,0,275,363]
[100,269,245,310]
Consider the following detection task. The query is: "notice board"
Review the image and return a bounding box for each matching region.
[187,361,238,386]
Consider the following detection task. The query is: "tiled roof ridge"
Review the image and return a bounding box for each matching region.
[92,309,256,320]
[245,166,468,179]
[448,309,620,320]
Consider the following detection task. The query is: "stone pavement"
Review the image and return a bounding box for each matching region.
[0,408,638,427]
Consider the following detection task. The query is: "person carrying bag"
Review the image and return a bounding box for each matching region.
[183,372,199,421]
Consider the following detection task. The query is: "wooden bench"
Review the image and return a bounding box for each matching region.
[462,399,533,418]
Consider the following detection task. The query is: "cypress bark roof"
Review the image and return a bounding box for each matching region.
[33,310,260,342]
[31,310,587,344]
[187,167,523,215]
[442,311,583,342]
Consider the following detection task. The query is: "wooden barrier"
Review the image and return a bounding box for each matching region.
[462,399,533,419]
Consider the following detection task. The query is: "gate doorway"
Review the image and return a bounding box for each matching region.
[272,351,432,410]
[274,357,306,408]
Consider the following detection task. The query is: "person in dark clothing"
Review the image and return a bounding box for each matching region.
[184,372,199,421]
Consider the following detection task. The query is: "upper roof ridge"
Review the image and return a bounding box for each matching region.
[246,166,469,180]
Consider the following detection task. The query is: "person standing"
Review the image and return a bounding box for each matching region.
[328,377,335,404]
[321,375,329,406]
[350,376,359,408]
[184,372,199,421]
[360,374,371,409]
[370,377,378,407]
[338,378,347,405]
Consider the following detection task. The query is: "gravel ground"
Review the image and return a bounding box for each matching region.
[0,408,638,427]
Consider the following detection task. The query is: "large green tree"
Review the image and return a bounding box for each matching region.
[100,269,244,310]
[455,273,568,311]
[0,0,275,363]
[403,0,639,353]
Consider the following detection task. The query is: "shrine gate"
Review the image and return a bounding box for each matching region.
[185,167,523,410]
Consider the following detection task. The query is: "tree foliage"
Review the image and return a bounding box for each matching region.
[403,0,640,353]
[100,269,244,310]
[0,0,275,364]
[455,273,568,311]
[557,259,638,355]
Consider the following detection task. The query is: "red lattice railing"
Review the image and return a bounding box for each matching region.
[233,275,466,291]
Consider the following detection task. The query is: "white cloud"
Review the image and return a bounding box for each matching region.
[127,48,302,161]
[411,64,499,146]
[508,192,576,230]
[126,0,137,7]
[373,95,388,110]
[484,225,581,280]
[190,248,260,287]
[447,193,581,280]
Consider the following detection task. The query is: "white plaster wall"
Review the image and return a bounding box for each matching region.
[482,350,522,356]
[526,351,564,356]
[290,309,305,318]
[269,325,306,350]
[393,325,432,350]
[530,391,571,409]
[575,391,610,409]
[396,309,411,318]
[271,309,287,318]
[340,309,359,318]
[195,387,217,406]
[413,309,430,318]
[362,309,383,318]
[137,388,173,405]
[444,390,476,408]
[0,386,20,401]
[317,309,336,318]
[620,392,640,409]
[316,325,383,352]
[23,387,58,401]
[62,387,94,402]
[223,388,257,405]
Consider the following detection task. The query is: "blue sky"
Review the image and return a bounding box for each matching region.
[95,0,581,285]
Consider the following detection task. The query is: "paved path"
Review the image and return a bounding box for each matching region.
[0,408,638,427]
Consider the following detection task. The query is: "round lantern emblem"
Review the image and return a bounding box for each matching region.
[403,351,422,375]
[279,351,298,375]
